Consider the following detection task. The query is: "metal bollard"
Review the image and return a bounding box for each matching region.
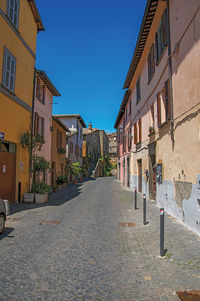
[160,208,165,256]
[134,187,137,210]
[143,194,146,225]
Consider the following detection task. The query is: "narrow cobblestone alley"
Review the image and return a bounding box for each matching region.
[0,177,200,300]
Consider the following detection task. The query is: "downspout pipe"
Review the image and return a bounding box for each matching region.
[166,0,174,143]
[29,67,36,191]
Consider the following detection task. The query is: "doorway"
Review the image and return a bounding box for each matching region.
[137,159,142,193]
[127,157,130,187]
[149,143,156,200]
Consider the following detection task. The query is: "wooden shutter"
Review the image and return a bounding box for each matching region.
[148,52,151,81]
[41,117,45,138]
[13,0,19,27]
[162,10,167,47]
[165,79,171,120]
[157,92,161,127]
[4,49,16,92]
[139,119,142,143]
[134,123,137,144]
[155,33,159,63]
[60,132,62,148]
[56,130,59,148]
[36,78,40,99]
[42,86,46,104]
[151,44,155,74]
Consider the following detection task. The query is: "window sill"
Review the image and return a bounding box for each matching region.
[1,83,15,96]
[6,14,19,33]
[159,120,170,130]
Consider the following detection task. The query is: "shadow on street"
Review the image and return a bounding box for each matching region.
[0,227,14,240]
[9,178,95,215]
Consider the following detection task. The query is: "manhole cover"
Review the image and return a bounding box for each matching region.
[40,220,61,226]
[118,222,136,227]
[7,217,22,221]
[176,291,200,301]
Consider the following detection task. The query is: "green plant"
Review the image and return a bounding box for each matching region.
[56,175,66,185]
[81,164,88,177]
[32,155,51,173]
[70,162,82,176]
[149,125,155,135]
[32,182,51,194]
[57,147,66,154]
[20,131,44,153]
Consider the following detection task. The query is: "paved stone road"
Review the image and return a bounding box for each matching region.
[0,177,200,300]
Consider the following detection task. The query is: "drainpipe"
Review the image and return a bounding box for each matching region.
[166,0,174,144]
[29,67,36,191]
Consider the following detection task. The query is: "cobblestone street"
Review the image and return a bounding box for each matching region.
[0,177,200,300]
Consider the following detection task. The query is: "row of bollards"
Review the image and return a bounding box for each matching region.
[134,187,165,257]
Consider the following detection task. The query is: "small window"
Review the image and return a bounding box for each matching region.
[156,10,168,63]
[7,0,19,28]
[136,77,141,104]
[2,48,16,92]
[148,44,155,82]
[157,79,171,127]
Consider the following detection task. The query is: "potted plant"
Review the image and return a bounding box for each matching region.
[57,147,66,155]
[32,182,51,204]
[20,131,45,203]
[70,162,82,184]
[56,175,66,189]
[149,125,155,136]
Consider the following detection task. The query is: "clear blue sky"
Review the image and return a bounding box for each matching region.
[36,0,146,133]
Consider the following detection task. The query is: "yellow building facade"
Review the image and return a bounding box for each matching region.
[0,0,44,202]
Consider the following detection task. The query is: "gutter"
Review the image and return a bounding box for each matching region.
[166,0,174,143]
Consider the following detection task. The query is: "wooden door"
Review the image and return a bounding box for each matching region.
[0,152,16,202]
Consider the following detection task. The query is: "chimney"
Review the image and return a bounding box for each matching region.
[89,122,92,131]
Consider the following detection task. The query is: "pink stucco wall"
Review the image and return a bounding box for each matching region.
[34,80,53,185]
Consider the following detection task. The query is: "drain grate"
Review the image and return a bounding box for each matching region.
[40,220,61,226]
[118,222,136,227]
[7,217,22,221]
[176,291,200,301]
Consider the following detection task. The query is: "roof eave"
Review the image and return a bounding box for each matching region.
[114,89,131,129]
[27,0,45,32]
[36,70,61,96]
[123,0,159,89]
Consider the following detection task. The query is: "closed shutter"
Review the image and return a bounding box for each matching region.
[42,86,46,104]
[41,117,45,138]
[3,49,16,92]
[162,10,167,47]
[7,0,19,28]
[139,119,142,143]
[134,123,137,144]
[165,79,171,120]
[157,92,161,127]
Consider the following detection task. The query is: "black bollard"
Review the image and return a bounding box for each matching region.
[160,208,165,256]
[143,194,146,225]
[134,187,137,210]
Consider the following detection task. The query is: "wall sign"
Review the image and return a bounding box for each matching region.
[0,132,5,139]
[3,165,6,173]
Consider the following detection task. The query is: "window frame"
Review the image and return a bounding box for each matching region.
[7,0,20,29]
[2,47,16,93]
[136,77,141,104]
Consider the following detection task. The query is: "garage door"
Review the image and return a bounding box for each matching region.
[0,151,16,202]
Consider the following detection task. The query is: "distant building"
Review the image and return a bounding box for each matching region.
[53,114,86,166]
[107,132,117,165]
[83,123,109,176]
[51,117,70,191]
[33,70,60,185]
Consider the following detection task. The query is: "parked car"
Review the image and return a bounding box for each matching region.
[0,198,6,234]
